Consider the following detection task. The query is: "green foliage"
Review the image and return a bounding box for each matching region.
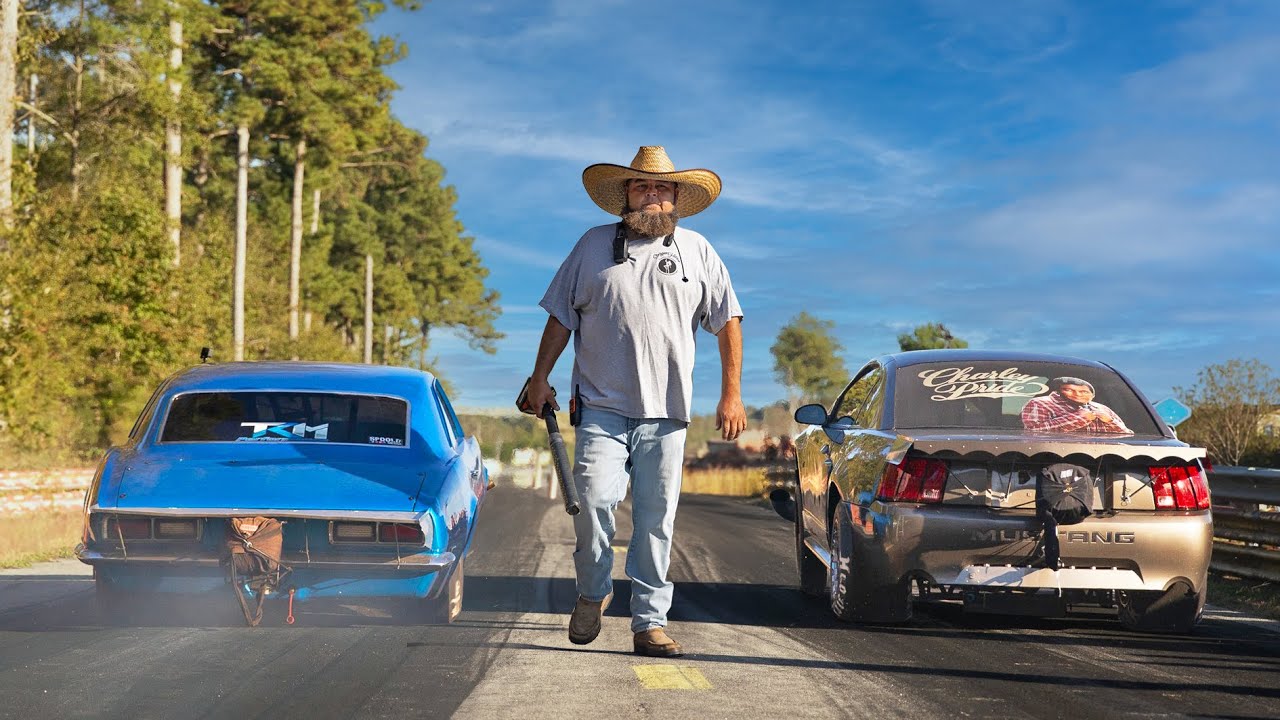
[771,312,848,403]
[1238,434,1280,469]
[1174,358,1280,466]
[897,322,968,351]
[0,1,501,463]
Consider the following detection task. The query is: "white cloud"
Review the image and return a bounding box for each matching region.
[473,235,566,272]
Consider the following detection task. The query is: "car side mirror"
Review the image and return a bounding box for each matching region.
[824,416,856,444]
[794,404,828,426]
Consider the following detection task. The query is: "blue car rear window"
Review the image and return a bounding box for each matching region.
[160,392,409,446]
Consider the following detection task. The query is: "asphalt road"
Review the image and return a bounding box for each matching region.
[2,487,1279,719]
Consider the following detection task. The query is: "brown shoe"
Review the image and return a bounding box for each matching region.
[633,628,683,657]
[568,593,612,645]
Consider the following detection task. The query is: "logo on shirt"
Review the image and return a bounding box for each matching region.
[655,252,679,276]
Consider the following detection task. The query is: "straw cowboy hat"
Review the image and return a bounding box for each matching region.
[582,146,722,217]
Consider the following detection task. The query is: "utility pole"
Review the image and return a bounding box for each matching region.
[363,254,373,364]
[288,139,305,339]
[0,0,19,232]
[164,4,182,265]
[303,188,320,335]
[26,74,36,157]
[233,125,249,361]
[310,188,320,235]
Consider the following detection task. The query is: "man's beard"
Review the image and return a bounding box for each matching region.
[622,207,679,238]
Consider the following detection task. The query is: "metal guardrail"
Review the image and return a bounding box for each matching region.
[0,468,96,516]
[1209,466,1280,582]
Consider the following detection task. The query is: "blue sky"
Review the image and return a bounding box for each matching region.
[370,1,1280,413]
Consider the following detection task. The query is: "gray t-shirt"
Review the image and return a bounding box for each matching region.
[539,223,743,422]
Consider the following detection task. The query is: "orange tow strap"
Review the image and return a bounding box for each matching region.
[286,589,296,625]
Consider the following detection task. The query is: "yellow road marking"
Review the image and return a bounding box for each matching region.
[612,544,627,554]
[632,665,712,690]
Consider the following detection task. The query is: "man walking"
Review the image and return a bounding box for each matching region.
[524,146,745,657]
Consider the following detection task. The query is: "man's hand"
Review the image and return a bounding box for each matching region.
[714,317,745,441]
[525,377,559,419]
[717,395,746,441]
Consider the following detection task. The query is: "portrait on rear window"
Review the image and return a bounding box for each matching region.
[894,362,1157,436]
[1020,377,1133,435]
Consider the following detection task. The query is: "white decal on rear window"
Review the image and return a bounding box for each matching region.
[369,436,404,446]
[918,366,1049,401]
[239,421,330,441]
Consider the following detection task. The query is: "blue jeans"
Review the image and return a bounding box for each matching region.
[572,406,687,632]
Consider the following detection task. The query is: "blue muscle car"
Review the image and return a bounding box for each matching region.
[76,362,489,624]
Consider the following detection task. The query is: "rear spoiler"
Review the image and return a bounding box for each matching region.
[885,435,1205,465]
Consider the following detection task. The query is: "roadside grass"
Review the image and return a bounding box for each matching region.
[0,511,82,569]
[681,467,769,497]
[1208,572,1280,621]
[0,444,100,472]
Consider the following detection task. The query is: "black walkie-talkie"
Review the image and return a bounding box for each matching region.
[612,222,628,264]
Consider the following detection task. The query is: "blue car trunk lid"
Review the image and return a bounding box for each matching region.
[108,458,422,514]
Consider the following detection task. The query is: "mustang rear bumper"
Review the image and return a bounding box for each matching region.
[847,501,1213,595]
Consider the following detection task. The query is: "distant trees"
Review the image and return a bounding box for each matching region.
[771,312,848,405]
[1174,359,1280,466]
[898,322,967,351]
[0,1,499,462]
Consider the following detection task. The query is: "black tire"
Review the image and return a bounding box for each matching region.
[828,502,912,624]
[94,567,136,617]
[1118,581,1202,633]
[795,495,826,597]
[828,502,860,621]
[424,557,464,624]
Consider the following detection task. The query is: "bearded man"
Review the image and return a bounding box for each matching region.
[523,146,746,657]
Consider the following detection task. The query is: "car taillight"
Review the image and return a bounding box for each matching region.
[876,457,949,503]
[332,521,377,542]
[106,517,152,539]
[1148,464,1210,510]
[379,523,425,545]
[154,519,199,540]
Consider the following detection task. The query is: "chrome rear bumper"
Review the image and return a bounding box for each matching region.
[77,544,455,570]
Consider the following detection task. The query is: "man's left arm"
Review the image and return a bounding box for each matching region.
[716,317,746,441]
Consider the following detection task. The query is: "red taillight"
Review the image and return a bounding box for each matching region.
[106,517,152,539]
[379,523,425,545]
[1190,464,1211,509]
[1148,464,1210,510]
[877,458,949,503]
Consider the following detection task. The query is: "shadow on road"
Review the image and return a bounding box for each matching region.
[463,638,1280,702]
[0,573,485,630]
[461,574,842,629]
